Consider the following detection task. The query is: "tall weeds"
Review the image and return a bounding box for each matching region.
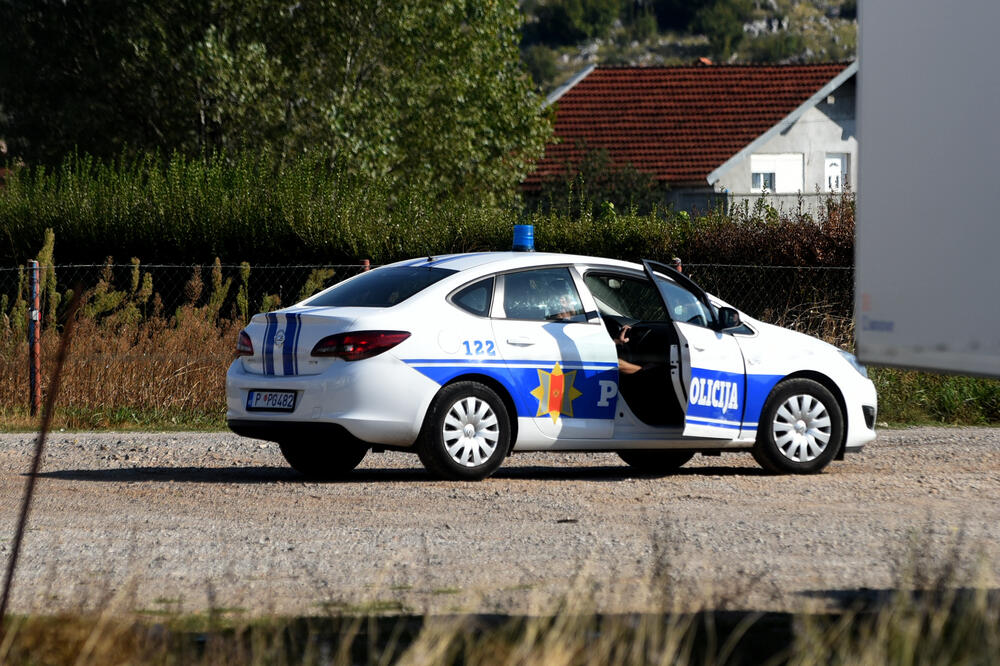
[0,151,858,267]
[0,152,516,266]
[0,258,241,430]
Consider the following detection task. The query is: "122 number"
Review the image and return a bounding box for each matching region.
[462,340,496,356]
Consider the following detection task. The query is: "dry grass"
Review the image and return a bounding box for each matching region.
[2,577,999,665]
[0,307,237,431]
[2,523,995,665]
[765,301,856,350]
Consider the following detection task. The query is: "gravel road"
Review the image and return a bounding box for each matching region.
[2,427,999,617]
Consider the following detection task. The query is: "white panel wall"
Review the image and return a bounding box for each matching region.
[856,0,1000,376]
[750,153,803,193]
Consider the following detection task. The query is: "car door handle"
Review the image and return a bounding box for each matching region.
[692,344,705,352]
[506,336,535,346]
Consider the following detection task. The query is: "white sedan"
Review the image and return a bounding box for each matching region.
[226,252,877,480]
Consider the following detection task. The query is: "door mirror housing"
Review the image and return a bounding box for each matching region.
[717,306,742,331]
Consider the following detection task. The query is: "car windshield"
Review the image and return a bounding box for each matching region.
[304,266,457,307]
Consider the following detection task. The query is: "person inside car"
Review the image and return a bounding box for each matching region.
[613,324,643,375]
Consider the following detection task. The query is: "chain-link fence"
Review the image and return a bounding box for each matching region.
[686,264,853,314]
[0,262,372,326]
[686,263,854,341]
[0,261,855,335]
[0,261,855,424]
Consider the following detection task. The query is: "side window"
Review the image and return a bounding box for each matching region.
[501,267,586,322]
[451,277,494,317]
[583,273,668,321]
[655,276,713,328]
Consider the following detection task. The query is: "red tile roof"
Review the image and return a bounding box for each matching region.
[524,63,852,188]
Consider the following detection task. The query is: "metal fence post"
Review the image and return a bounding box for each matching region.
[27,260,41,417]
[362,259,370,272]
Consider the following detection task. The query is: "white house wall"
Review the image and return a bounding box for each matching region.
[714,79,857,210]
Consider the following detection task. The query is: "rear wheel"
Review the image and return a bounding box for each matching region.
[278,440,368,479]
[617,450,694,475]
[417,381,510,481]
[752,378,843,474]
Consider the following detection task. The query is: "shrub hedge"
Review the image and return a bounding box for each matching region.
[0,152,855,267]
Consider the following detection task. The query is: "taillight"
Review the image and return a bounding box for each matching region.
[311,331,410,361]
[236,330,253,356]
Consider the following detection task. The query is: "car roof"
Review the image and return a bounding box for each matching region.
[380,251,740,314]
[383,251,641,275]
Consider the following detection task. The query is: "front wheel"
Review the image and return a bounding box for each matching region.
[278,440,368,479]
[417,381,510,481]
[617,450,694,475]
[752,378,844,474]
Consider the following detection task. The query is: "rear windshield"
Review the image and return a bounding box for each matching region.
[304,266,457,308]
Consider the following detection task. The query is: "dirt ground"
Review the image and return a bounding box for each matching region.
[1,427,998,616]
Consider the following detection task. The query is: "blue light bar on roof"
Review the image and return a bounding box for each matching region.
[512,224,534,252]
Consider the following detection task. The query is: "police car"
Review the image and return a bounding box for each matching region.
[226,248,877,480]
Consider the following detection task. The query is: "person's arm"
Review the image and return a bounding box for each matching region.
[618,358,641,375]
[614,325,641,374]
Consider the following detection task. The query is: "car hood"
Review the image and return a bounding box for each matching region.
[744,318,846,360]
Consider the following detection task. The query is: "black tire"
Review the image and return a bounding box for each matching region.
[278,440,368,479]
[617,450,695,475]
[752,378,844,474]
[417,381,511,481]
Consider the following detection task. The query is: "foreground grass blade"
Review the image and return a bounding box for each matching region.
[0,287,80,631]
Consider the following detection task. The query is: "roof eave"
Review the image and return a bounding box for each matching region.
[544,64,597,108]
[705,61,858,186]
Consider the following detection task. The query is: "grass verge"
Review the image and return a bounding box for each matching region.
[3,587,1000,665]
[872,367,1000,426]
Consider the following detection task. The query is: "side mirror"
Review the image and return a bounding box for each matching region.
[717,306,742,330]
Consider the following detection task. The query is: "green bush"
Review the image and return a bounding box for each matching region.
[0,151,856,268]
[874,368,1000,425]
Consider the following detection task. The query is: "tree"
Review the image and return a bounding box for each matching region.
[647,0,713,32]
[0,0,551,203]
[694,0,753,60]
[521,0,621,46]
[531,145,669,218]
[744,31,806,62]
[522,45,559,90]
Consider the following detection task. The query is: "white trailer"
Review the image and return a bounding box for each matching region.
[856,0,1000,377]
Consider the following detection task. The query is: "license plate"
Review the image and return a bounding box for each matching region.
[246,390,297,412]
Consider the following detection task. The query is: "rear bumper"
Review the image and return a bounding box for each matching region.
[225,354,440,447]
[227,419,365,445]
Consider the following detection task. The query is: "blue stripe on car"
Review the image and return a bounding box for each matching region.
[685,417,742,430]
[743,373,784,432]
[282,313,299,376]
[405,362,618,420]
[263,313,278,376]
[292,313,302,375]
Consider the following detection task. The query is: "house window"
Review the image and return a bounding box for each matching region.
[752,172,775,192]
[825,153,850,192]
[750,154,803,193]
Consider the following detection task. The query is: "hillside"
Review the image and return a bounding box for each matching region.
[520,0,857,94]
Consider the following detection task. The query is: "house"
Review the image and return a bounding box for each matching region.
[524,62,858,214]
